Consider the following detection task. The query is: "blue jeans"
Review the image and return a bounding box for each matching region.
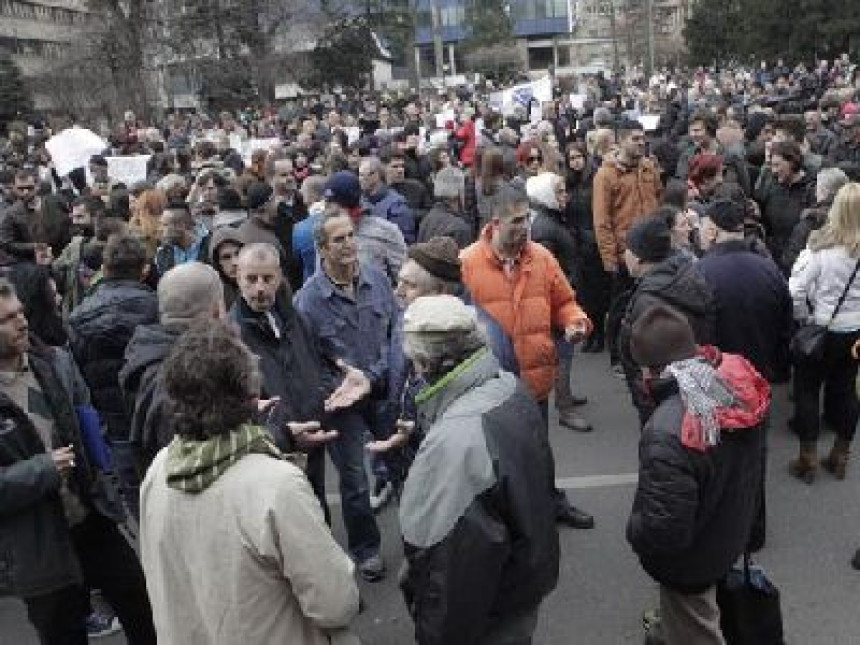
[327,406,381,561]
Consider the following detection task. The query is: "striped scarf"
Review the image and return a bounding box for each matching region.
[666,357,736,450]
[166,424,283,493]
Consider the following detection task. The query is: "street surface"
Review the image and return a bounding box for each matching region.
[2,350,859,644]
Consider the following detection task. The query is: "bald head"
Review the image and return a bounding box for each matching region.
[157,262,225,325]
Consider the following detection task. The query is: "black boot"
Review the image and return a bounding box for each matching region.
[556,497,595,529]
[852,548,860,571]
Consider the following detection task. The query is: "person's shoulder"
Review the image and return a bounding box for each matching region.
[526,239,559,264]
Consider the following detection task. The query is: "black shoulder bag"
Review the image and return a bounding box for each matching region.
[790,257,860,365]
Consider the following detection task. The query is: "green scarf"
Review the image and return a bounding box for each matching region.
[166,423,284,493]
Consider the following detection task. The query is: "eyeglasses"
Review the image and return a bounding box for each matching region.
[528,155,542,164]
[569,155,584,162]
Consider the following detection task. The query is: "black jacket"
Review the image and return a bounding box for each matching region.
[228,293,328,452]
[565,163,598,253]
[783,203,830,273]
[152,234,212,282]
[530,204,579,286]
[119,323,183,467]
[0,201,38,263]
[417,201,472,249]
[620,254,717,421]
[69,279,158,440]
[0,348,120,597]
[698,241,792,382]
[627,371,765,593]
[756,172,816,273]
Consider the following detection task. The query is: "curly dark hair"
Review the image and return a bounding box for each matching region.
[163,321,259,440]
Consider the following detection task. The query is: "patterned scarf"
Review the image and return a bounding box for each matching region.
[665,357,736,450]
[166,424,284,493]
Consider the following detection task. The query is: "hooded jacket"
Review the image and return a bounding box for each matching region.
[69,279,158,439]
[619,254,717,420]
[627,349,769,593]
[399,349,558,644]
[119,323,184,467]
[208,227,243,310]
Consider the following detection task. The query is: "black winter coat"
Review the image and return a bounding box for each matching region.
[0,349,120,597]
[756,172,816,273]
[228,293,328,452]
[530,204,579,286]
[620,254,717,422]
[417,201,472,249]
[627,376,765,593]
[698,240,792,382]
[565,164,601,262]
[119,323,183,468]
[69,280,158,440]
[782,203,830,274]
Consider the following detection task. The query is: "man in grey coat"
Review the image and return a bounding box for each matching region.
[399,295,559,644]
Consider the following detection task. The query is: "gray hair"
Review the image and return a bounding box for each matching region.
[359,156,384,177]
[313,203,351,249]
[403,327,486,383]
[237,242,281,267]
[816,167,849,204]
[491,184,530,221]
[301,175,327,205]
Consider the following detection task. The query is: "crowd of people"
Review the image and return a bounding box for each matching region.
[2,53,860,644]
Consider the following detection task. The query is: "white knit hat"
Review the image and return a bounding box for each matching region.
[525,172,560,210]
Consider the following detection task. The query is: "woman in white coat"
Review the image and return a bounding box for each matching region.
[788,182,860,483]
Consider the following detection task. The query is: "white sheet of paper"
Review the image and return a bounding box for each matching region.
[638,115,661,131]
[569,93,587,110]
[107,155,151,186]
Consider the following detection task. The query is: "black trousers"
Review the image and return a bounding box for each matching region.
[606,272,634,364]
[577,251,611,344]
[537,399,571,513]
[24,512,156,645]
[794,330,860,444]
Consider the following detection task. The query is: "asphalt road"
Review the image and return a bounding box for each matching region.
[2,349,860,644]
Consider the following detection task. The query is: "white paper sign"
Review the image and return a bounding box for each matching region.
[45,127,108,177]
[638,115,661,132]
[569,93,587,110]
[107,155,151,186]
[344,127,361,145]
[241,138,282,163]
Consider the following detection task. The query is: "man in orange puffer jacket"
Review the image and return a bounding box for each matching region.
[461,184,596,529]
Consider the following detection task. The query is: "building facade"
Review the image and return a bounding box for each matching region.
[413,0,690,77]
[0,0,95,108]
